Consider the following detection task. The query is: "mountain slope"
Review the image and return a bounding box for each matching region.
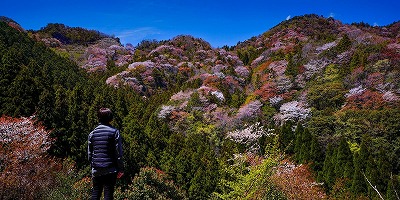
[1,14,400,199]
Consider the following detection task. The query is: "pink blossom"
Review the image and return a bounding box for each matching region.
[235,66,250,77]
[383,91,399,102]
[128,61,155,70]
[269,60,288,76]
[251,55,265,66]
[236,100,263,120]
[170,90,194,101]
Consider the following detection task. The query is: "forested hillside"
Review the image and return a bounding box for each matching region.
[1,14,399,199]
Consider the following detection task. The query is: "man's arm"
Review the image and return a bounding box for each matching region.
[88,133,93,162]
[114,130,124,172]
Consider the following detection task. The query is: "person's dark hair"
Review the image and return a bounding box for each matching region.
[98,108,113,124]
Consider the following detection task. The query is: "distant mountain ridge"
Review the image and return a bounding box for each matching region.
[2,14,399,109]
[0,16,24,32]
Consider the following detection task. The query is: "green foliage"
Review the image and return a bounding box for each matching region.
[320,34,352,59]
[307,110,337,138]
[321,144,336,190]
[294,124,323,171]
[214,155,286,200]
[44,161,91,200]
[122,112,149,177]
[237,46,261,65]
[115,167,187,200]
[299,128,312,162]
[278,121,295,154]
[334,138,353,179]
[309,135,324,172]
[229,89,246,108]
[187,91,202,109]
[351,152,368,195]
[293,123,304,162]
[37,23,108,45]
[307,81,346,111]
[386,175,400,200]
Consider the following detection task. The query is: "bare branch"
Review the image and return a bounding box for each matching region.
[362,171,384,200]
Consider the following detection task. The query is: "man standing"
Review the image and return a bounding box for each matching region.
[88,108,124,200]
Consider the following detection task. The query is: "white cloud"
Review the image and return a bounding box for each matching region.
[286,15,291,20]
[116,27,161,45]
[373,22,379,27]
[329,13,335,18]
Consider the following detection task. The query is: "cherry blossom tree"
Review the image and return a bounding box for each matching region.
[0,116,60,199]
[236,100,263,121]
[274,101,311,124]
[226,122,273,153]
[158,105,176,119]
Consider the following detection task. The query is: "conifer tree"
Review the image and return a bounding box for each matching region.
[358,136,370,171]
[386,175,400,200]
[377,148,391,194]
[294,123,304,162]
[352,152,368,195]
[335,137,353,179]
[123,111,149,176]
[161,132,186,182]
[365,156,380,199]
[299,128,312,162]
[309,135,323,172]
[322,144,336,189]
[279,121,294,154]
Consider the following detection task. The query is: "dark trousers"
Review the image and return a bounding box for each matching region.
[92,173,117,200]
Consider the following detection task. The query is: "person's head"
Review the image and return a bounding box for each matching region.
[98,108,113,124]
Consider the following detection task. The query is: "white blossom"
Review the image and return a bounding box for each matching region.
[226,122,273,152]
[214,72,226,78]
[276,76,293,92]
[274,101,311,124]
[303,59,329,79]
[158,105,175,119]
[316,41,337,52]
[211,91,225,101]
[269,96,283,106]
[345,85,366,97]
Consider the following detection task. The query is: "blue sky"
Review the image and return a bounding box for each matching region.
[1,0,399,47]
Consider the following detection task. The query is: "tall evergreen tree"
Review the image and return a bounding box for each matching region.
[365,155,380,199]
[279,120,294,154]
[386,175,400,200]
[377,148,391,194]
[122,111,149,177]
[352,152,368,195]
[309,135,324,172]
[335,137,353,179]
[294,123,304,162]
[299,128,312,162]
[322,144,336,189]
